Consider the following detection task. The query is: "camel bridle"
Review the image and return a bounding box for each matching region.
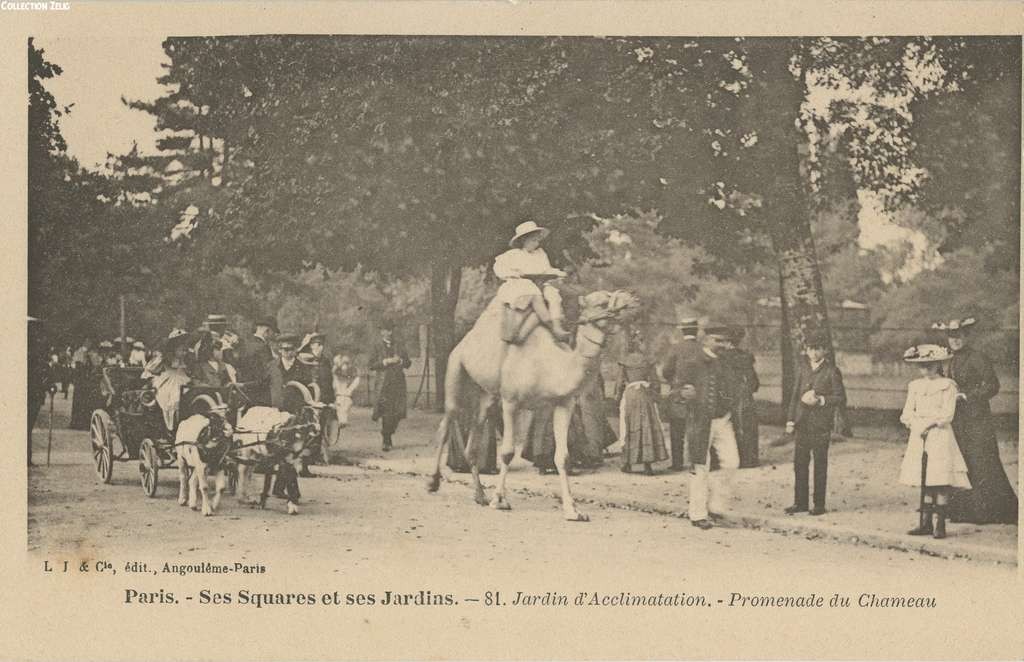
[577,324,607,359]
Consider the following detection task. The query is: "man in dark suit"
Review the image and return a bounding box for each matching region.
[370,320,411,451]
[239,316,277,406]
[785,330,846,516]
[684,323,739,530]
[661,318,701,472]
[268,334,310,413]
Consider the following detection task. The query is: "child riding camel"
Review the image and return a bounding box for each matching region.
[493,220,571,343]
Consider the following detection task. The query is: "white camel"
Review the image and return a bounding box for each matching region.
[428,290,638,521]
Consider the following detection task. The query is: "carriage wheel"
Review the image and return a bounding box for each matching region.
[90,410,114,484]
[138,438,159,498]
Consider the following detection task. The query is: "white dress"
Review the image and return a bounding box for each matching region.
[898,377,971,488]
[493,247,562,310]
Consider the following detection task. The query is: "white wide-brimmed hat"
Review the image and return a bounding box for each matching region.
[931,317,977,333]
[509,221,550,247]
[903,344,952,363]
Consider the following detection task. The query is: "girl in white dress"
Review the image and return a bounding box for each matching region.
[493,221,570,342]
[899,344,971,539]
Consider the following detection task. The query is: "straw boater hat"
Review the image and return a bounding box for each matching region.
[132,340,145,350]
[903,344,952,363]
[509,220,550,247]
[703,322,732,338]
[931,317,977,334]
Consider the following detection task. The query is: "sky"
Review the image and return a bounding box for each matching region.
[35,33,919,259]
[37,34,166,169]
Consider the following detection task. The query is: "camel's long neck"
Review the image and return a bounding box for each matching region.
[569,323,607,379]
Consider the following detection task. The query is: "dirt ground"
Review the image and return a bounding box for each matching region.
[20,394,1023,661]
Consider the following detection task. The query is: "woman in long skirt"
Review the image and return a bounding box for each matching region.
[899,344,971,539]
[616,335,668,476]
[939,318,1018,524]
[521,403,589,474]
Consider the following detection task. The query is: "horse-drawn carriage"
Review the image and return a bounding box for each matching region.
[88,366,242,497]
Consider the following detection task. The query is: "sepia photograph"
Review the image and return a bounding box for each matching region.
[5,2,1023,660]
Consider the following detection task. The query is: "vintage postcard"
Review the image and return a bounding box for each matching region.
[3,1,1022,660]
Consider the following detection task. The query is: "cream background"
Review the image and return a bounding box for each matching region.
[2,2,1021,659]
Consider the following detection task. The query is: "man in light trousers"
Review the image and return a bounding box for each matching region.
[683,325,738,529]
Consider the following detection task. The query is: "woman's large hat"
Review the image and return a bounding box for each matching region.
[931,317,977,333]
[903,344,952,363]
[164,328,191,352]
[509,220,550,247]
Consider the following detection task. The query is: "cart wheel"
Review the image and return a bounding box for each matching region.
[139,438,159,498]
[90,410,114,484]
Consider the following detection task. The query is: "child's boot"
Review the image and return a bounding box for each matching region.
[933,505,947,539]
[908,504,933,536]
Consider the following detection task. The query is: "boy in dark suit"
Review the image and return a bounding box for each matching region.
[785,330,846,516]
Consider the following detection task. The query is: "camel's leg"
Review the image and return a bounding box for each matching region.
[491,400,519,510]
[427,412,452,493]
[466,393,493,506]
[553,403,588,522]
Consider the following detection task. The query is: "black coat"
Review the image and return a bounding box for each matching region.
[269,358,311,413]
[684,350,734,465]
[239,335,274,406]
[306,353,334,403]
[370,340,411,421]
[787,359,846,438]
[661,337,702,420]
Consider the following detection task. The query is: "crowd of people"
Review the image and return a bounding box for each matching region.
[459,222,1017,534]
[28,220,1018,537]
[46,314,413,471]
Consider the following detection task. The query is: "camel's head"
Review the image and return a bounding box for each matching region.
[578,290,642,332]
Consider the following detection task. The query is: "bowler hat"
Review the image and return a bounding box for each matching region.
[804,330,830,349]
[276,333,300,349]
[254,316,280,333]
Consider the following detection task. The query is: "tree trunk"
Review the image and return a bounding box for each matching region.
[777,262,796,418]
[748,41,835,408]
[429,262,462,412]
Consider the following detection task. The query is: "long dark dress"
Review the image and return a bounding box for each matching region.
[70,358,103,430]
[575,373,616,464]
[724,348,760,468]
[945,346,1018,524]
[521,403,589,471]
[446,399,500,474]
[616,354,668,469]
